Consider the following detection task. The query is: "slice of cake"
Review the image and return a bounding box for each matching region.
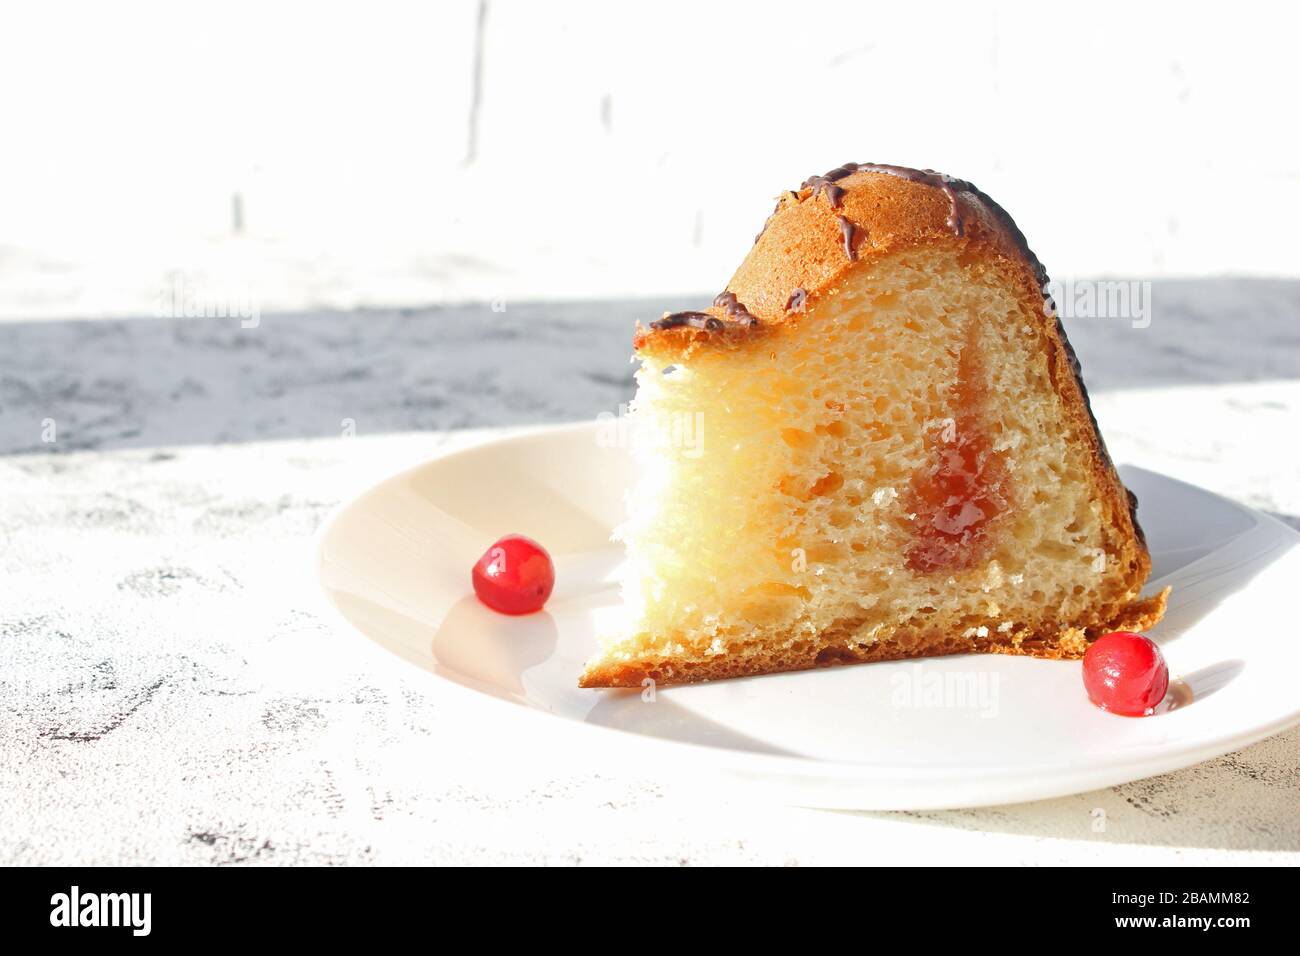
[581,162,1168,688]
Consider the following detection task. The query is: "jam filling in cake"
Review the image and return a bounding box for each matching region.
[903,329,1010,575]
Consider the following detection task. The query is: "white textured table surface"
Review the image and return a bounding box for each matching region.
[2,281,1298,865]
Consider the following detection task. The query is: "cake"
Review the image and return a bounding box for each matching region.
[580,162,1168,688]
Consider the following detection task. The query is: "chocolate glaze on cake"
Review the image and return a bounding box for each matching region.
[660,163,1055,336]
[713,291,760,327]
[802,166,853,208]
[747,163,1052,292]
[651,311,723,332]
[837,215,859,261]
[804,162,1051,289]
[844,164,967,237]
[649,298,760,335]
[649,162,1070,388]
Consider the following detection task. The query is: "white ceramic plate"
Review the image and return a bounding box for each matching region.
[316,422,1300,810]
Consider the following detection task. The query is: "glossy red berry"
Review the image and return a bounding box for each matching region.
[1082,631,1169,716]
[472,534,554,615]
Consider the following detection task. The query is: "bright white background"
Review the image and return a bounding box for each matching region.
[2,0,1298,318]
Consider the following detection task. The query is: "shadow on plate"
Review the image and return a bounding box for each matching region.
[582,689,804,758]
[429,595,801,756]
[431,596,559,700]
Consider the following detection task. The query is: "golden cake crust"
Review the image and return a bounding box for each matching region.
[635,167,1046,356]
[587,165,1167,688]
[579,589,1168,688]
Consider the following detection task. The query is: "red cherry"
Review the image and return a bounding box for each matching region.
[472,534,555,615]
[1082,631,1169,716]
